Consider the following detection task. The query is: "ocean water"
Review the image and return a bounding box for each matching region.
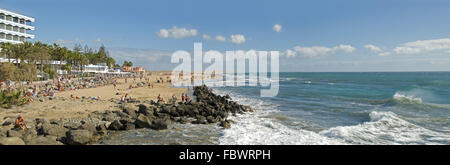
[103,72,450,145]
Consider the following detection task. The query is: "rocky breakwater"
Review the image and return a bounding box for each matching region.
[0,85,253,145]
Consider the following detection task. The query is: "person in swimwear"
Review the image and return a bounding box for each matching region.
[15,114,28,130]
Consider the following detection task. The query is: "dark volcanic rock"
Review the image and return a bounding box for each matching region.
[151,119,172,130]
[26,136,63,145]
[0,137,25,145]
[39,123,68,138]
[108,120,123,130]
[206,116,216,123]
[123,123,135,130]
[123,104,138,118]
[96,124,108,136]
[177,117,189,124]
[192,116,207,124]
[7,129,23,138]
[135,114,152,128]
[219,120,231,129]
[66,130,93,145]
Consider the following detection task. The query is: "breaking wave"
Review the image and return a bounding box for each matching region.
[215,88,450,145]
[393,92,423,103]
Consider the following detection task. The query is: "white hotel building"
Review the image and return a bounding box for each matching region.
[0,9,35,44]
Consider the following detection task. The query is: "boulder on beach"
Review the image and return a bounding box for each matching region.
[192,116,207,124]
[79,122,98,134]
[123,104,138,118]
[108,120,123,130]
[135,114,152,128]
[150,119,172,130]
[0,137,25,145]
[96,124,108,136]
[123,123,135,130]
[219,120,231,129]
[26,136,63,145]
[65,130,93,145]
[39,123,68,138]
[7,129,24,138]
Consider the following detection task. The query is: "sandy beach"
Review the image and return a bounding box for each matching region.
[0,71,189,124]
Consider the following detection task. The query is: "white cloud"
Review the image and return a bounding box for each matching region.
[284,44,355,58]
[202,34,212,40]
[156,26,198,39]
[364,44,382,52]
[230,34,246,44]
[215,35,226,42]
[55,39,73,44]
[284,49,296,58]
[393,38,450,54]
[157,29,169,38]
[378,52,391,56]
[273,24,282,32]
[93,38,106,43]
[203,34,226,42]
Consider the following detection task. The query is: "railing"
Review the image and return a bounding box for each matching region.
[0,38,23,44]
[0,29,34,39]
[0,9,35,22]
[0,19,34,30]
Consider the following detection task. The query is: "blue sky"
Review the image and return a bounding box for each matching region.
[2,0,450,71]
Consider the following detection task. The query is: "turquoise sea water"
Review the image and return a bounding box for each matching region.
[212,72,450,144]
[103,72,450,145]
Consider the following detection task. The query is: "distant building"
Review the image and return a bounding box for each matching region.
[0,8,35,44]
[132,66,146,75]
[83,64,109,73]
[123,66,132,72]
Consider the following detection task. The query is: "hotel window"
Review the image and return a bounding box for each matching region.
[6,34,12,40]
[0,33,5,39]
[6,15,12,21]
[20,28,25,33]
[13,17,18,23]
[0,14,4,20]
[6,25,12,31]
[20,19,25,24]
[13,26,19,32]
[13,35,18,41]
[0,23,4,29]
[19,36,25,42]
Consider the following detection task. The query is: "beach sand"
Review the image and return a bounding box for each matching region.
[0,71,197,123]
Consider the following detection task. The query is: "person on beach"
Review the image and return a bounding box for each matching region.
[181,93,186,103]
[172,94,177,103]
[7,79,11,88]
[185,93,191,103]
[15,114,27,130]
[157,94,165,104]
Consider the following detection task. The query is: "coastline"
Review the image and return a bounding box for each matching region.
[0,72,252,145]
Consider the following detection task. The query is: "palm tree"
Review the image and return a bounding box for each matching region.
[30,41,50,75]
[0,42,14,62]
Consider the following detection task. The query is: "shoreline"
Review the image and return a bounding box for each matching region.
[0,73,252,145]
